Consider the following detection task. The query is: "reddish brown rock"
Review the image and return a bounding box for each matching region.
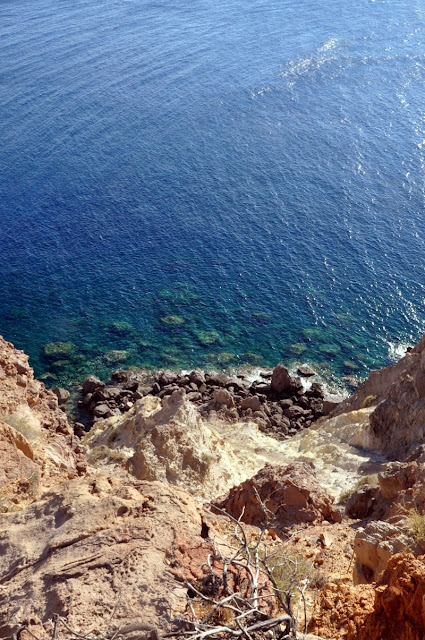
[358,553,425,640]
[309,582,375,639]
[213,462,338,532]
[310,553,425,640]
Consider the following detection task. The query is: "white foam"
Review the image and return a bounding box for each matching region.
[387,341,412,363]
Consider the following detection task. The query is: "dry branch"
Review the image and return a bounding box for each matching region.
[169,490,314,640]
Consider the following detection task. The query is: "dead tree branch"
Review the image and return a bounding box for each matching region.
[169,489,314,640]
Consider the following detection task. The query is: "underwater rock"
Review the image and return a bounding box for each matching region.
[104,350,130,363]
[240,352,263,364]
[43,341,76,360]
[319,343,341,356]
[108,320,134,335]
[195,330,221,345]
[288,343,307,355]
[161,315,185,325]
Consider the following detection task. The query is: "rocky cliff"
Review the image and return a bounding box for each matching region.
[3,333,425,640]
[333,334,425,459]
[0,337,85,512]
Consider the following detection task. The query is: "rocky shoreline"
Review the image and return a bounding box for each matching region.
[5,331,425,640]
[68,363,343,440]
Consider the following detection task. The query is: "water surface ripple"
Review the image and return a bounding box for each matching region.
[1,0,425,385]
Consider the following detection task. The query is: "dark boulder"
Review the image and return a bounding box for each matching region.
[297,364,316,377]
[345,485,381,519]
[189,368,206,387]
[82,375,104,395]
[271,364,291,394]
[158,370,178,387]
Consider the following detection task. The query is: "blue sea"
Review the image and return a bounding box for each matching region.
[1,0,425,387]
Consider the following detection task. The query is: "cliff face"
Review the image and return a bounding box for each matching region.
[333,335,425,459]
[0,337,85,511]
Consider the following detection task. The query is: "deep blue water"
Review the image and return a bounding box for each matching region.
[1,0,425,387]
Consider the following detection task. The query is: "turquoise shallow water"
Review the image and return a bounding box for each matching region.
[1,0,425,386]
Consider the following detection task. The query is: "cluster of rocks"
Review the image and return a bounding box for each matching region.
[76,363,336,440]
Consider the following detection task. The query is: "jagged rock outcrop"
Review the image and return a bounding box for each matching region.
[348,462,425,583]
[0,474,212,639]
[83,389,266,500]
[310,553,425,640]
[0,336,70,434]
[0,337,85,510]
[332,334,425,459]
[332,338,425,416]
[213,462,341,532]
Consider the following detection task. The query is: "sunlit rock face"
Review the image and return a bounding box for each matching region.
[0,474,210,640]
[0,336,85,511]
[84,387,385,503]
[332,333,425,460]
[83,389,268,500]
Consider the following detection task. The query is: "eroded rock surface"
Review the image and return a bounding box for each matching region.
[0,474,211,639]
[83,389,265,500]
